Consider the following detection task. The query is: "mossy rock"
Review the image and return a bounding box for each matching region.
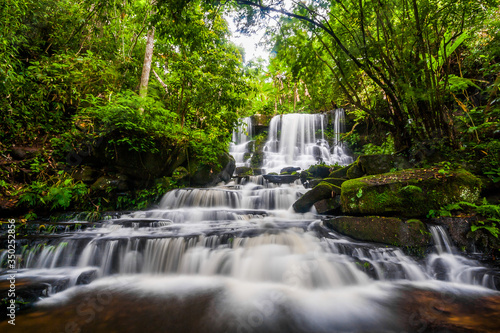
[341,168,482,217]
[314,197,341,215]
[324,216,431,249]
[249,133,267,168]
[357,154,411,175]
[172,166,189,180]
[189,153,235,187]
[234,166,253,177]
[328,165,350,179]
[346,162,364,179]
[305,164,332,178]
[309,177,346,188]
[292,182,341,213]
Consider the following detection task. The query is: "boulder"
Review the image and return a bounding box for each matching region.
[306,164,332,178]
[293,182,341,213]
[314,197,341,215]
[309,177,346,188]
[234,166,253,177]
[324,216,431,248]
[190,153,236,187]
[346,161,364,179]
[251,114,273,135]
[328,165,350,179]
[263,174,299,184]
[357,154,411,175]
[280,167,301,174]
[341,168,482,217]
[172,166,189,181]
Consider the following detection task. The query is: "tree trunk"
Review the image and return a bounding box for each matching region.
[139,27,155,99]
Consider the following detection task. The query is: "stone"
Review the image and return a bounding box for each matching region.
[357,154,411,175]
[314,197,341,215]
[263,174,299,184]
[190,153,236,187]
[341,168,482,217]
[346,162,364,179]
[293,182,341,213]
[280,167,301,174]
[324,216,431,248]
[328,165,350,179]
[172,166,189,180]
[234,167,253,177]
[251,114,273,135]
[306,164,332,178]
[321,177,347,188]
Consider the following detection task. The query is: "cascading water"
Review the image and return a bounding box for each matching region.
[262,111,352,173]
[230,117,253,168]
[1,114,499,332]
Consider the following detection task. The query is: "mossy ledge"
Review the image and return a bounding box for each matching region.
[340,168,482,217]
[324,216,431,256]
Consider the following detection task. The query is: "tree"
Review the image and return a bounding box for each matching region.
[231,0,498,151]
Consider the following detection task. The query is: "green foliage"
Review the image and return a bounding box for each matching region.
[18,172,88,210]
[361,135,395,155]
[427,199,500,238]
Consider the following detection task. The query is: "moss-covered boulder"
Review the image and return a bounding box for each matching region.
[311,177,346,188]
[324,216,431,248]
[346,162,364,179]
[314,197,341,215]
[234,166,253,177]
[328,165,350,179]
[190,153,236,187]
[249,132,267,168]
[263,174,299,184]
[341,168,482,217]
[251,114,273,135]
[357,154,411,175]
[293,182,341,213]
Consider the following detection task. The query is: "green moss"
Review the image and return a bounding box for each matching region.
[341,168,482,217]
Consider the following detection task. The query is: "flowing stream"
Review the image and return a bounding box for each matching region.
[1,111,499,332]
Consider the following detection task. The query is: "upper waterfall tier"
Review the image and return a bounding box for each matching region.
[230,111,353,174]
[262,112,352,173]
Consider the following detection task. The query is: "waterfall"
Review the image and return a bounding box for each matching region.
[229,111,353,174]
[230,117,253,167]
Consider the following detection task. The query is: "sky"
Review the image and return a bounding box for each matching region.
[226,14,270,64]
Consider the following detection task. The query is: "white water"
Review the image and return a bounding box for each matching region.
[263,111,353,173]
[230,117,253,167]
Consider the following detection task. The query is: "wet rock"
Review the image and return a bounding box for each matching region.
[357,154,411,175]
[234,166,253,177]
[190,153,236,187]
[252,168,263,175]
[251,114,273,135]
[325,216,431,248]
[314,197,341,215]
[263,174,299,184]
[293,182,341,213]
[280,167,301,174]
[341,168,482,217]
[328,164,350,179]
[306,164,332,178]
[346,161,364,179]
